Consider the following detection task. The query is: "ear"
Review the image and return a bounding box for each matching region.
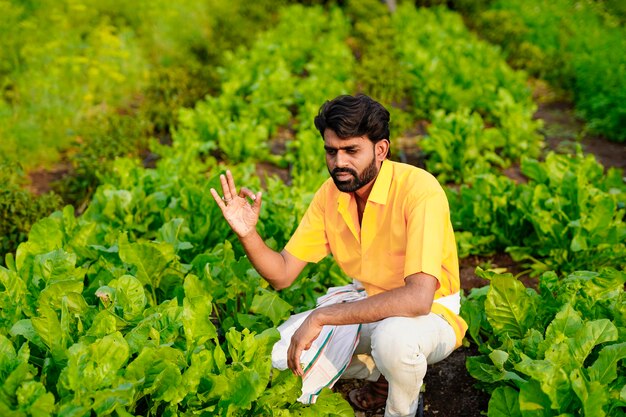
[375,139,390,161]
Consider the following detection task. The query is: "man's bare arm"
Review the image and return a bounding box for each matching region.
[287,272,438,375]
[239,232,307,290]
[210,170,307,289]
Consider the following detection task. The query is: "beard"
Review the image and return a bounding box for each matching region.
[329,156,379,193]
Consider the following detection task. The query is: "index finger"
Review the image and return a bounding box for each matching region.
[288,341,304,377]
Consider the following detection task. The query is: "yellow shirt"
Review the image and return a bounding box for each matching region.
[284,160,467,347]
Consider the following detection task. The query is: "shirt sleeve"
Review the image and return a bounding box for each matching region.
[284,187,330,263]
[403,187,450,283]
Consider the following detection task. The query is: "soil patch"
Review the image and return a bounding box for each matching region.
[460,253,537,291]
[533,97,625,173]
[27,162,72,195]
[334,344,489,417]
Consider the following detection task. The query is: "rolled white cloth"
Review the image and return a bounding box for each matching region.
[271,282,366,403]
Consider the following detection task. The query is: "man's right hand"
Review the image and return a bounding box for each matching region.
[210,170,263,238]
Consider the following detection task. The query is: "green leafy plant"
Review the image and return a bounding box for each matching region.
[462,267,626,416]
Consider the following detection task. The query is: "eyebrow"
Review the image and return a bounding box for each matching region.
[324,144,360,152]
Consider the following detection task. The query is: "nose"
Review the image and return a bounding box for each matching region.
[335,151,349,168]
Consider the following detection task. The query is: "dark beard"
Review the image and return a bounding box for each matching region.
[329,156,379,192]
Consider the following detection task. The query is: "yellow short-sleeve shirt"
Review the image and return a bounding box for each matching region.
[284,160,468,347]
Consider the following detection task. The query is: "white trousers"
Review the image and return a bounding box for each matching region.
[341,313,457,417]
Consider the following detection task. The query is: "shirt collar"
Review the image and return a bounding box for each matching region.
[368,159,392,205]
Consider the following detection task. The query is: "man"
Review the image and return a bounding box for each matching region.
[210,94,467,417]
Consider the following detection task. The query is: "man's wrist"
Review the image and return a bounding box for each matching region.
[309,307,328,327]
[238,228,259,243]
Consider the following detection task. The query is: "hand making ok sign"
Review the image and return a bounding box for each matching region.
[210,170,263,238]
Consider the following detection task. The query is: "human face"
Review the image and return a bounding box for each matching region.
[323,129,384,193]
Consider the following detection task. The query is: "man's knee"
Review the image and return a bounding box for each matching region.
[370,317,426,374]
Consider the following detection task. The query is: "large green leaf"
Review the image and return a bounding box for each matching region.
[0,335,17,378]
[108,275,147,322]
[125,346,185,405]
[297,388,354,416]
[588,342,626,385]
[181,349,216,394]
[570,368,608,417]
[488,386,522,417]
[518,380,552,417]
[486,275,537,339]
[182,274,217,347]
[15,218,64,271]
[250,288,293,326]
[467,351,526,384]
[91,382,135,415]
[60,332,130,395]
[566,319,618,366]
[31,305,66,361]
[118,236,177,293]
[515,354,570,410]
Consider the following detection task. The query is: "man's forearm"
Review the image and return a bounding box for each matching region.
[238,230,298,290]
[311,273,437,326]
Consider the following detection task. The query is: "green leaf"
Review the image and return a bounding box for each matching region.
[299,388,354,416]
[567,319,618,366]
[61,332,130,395]
[254,370,302,413]
[488,386,522,417]
[108,275,147,322]
[118,237,176,292]
[91,382,135,415]
[15,218,64,271]
[467,354,526,384]
[38,280,85,311]
[544,304,582,343]
[588,342,626,385]
[218,368,263,412]
[570,369,607,417]
[158,218,193,252]
[250,288,293,326]
[33,249,84,286]
[15,379,55,417]
[486,275,537,339]
[0,335,17,377]
[515,354,570,410]
[31,305,66,361]
[182,349,215,393]
[518,380,552,417]
[182,274,217,347]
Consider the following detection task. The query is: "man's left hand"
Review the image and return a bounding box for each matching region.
[287,312,323,377]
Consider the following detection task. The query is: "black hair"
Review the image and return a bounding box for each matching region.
[314,94,390,146]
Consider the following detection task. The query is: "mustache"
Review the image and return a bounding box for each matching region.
[331,168,357,177]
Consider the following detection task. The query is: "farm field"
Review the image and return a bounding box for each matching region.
[1,1,625,416]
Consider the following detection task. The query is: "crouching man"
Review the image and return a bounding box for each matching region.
[211,94,467,417]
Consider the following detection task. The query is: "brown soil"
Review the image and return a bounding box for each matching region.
[533,91,626,174]
[334,345,490,417]
[27,162,72,195]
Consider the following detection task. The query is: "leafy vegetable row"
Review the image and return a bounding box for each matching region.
[462,0,626,142]
[449,150,626,275]
[461,267,626,416]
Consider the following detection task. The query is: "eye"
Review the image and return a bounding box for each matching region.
[346,149,357,155]
[326,149,337,156]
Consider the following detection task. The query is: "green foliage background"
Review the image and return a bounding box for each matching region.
[0,0,624,416]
